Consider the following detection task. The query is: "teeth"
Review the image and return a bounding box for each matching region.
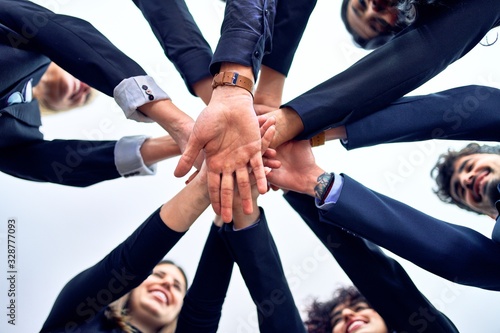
[151,290,167,304]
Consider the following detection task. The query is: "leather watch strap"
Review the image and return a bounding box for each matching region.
[310,132,326,147]
[212,72,254,97]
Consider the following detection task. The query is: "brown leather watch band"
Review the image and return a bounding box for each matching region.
[310,132,326,147]
[212,72,254,97]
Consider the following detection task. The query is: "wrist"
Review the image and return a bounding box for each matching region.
[212,71,254,98]
[314,172,335,204]
[274,107,304,147]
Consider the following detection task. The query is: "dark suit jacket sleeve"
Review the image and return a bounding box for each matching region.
[210,0,276,79]
[0,0,147,96]
[131,0,213,95]
[319,175,500,291]
[0,137,121,187]
[41,208,185,331]
[343,85,500,150]
[176,223,234,333]
[283,0,500,139]
[261,0,317,76]
[283,191,459,333]
[219,208,306,333]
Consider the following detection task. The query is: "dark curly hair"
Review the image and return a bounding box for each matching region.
[431,143,500,213]
[304,286,370,333]
[340,0,442,49]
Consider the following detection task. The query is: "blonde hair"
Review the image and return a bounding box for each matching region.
[39,88,98,116]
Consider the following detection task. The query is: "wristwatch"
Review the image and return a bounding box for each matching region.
[212,72,254,97]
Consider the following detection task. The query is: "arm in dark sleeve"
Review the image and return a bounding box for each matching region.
[318,175,500,291]
[343,85,500,150]
[0,138,120,187]
[261,0,317,76]
[176,223,234,333]
[131,0,213,95]
[0,0,146,96]
[219,208,306,333]
[41,208,185,331]
[210,0,277,79]
[283,191,459,333]
[284,0,500,139]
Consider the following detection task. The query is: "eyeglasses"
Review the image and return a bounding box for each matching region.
[6,79,33,106]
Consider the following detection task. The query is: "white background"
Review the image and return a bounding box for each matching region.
[1,0,500,332]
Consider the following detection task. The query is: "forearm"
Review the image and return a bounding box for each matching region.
[220,209,305,333]
[343,85,500,150]
[261,0,317,76]
[160,173,210,232]
[283,191,459,333]
[283,0,500,140]
[176,223,234,333]
[140,135,181,166]
[131,0,213,97]
[320,174,500,291]
[210,0,276,79]
[0,0,146,96]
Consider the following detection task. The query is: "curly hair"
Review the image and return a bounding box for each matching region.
[304,286,369,333]
[340,0,442,49]
[431,143,500,213]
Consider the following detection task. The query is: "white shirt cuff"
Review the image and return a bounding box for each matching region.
[113,75,170,122]
[115,135,157,177]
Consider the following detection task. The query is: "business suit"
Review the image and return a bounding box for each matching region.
[284,191,459,333]
[342,85,500,150]
[0,0,212,186]
[178,209,305,333]
[283,0,500,139]
[219,208,305,333]
[313,174,500,291]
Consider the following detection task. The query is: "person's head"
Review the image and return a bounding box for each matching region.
[33,62,94,113]
[432,143,500,218]
[305,286,388,333]
[341,0,440,49]
[106,260,188,333]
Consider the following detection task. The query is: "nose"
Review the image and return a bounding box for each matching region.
[341,307,356,320]
[460,171,475,189]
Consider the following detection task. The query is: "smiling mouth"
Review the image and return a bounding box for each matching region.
[150,290,169,305]
[346,320,366,333]
[473,171,489,202]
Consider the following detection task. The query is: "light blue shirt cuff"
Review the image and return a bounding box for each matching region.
[316,173,344,210]
[113,75,170,122]
[233,218,261,231]
[114,135,156,178]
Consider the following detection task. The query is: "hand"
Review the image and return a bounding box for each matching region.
[257,107,304,149]
[175,87,267,222]
[266,140,325,197]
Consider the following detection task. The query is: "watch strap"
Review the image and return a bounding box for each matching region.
[212,72,254,97]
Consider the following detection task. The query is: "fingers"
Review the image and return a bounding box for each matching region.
[174,137,203,177]
[235,167,253,215]
[184,170,200,185]
[208,171,222,216]
[220,172,235,222]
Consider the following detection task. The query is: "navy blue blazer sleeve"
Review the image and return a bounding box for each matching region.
[343,85,500,150]
[319,175,500,291]
[176,223,234,333]
[0,136,120,187]
[219,208,306,333]
[283,191,459,333]
[210,0,276,79]
[0,0,146,96]
[284,0,500,139]
[41,208,185,331]
[261,0,317,76]
[131,0,213,95]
